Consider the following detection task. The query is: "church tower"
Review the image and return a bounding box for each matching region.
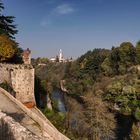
[59,49,63,62]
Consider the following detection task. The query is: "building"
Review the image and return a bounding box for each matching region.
[59,49,65,62]
[50,49,73,63]
[50,49,65,62]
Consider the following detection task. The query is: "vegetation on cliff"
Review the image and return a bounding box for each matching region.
[35,41,140,140]
[63,41,140,139]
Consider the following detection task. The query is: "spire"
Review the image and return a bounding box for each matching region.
[59,49,63,62]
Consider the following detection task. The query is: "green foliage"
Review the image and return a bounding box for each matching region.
[65,49,109,96]
[109,47,120,74]
[0,1,17,39]
[105,74,140,120]
[119,42,135,64]
[0,1,22,63]
[101,57,113,76]
[130,122,140,139]
[109,42,136,75]
[36,57,49,64]
[0,1,4,12]
[135,40,140,64]
[134,107,140,121]
[34,76,46,107]
[42,106,66,132]
[35,40,140,139]
[35,61,67,89]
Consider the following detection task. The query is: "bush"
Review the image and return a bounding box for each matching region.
[134,107,140,121]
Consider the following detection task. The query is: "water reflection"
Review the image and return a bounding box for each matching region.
[52,89,66,112]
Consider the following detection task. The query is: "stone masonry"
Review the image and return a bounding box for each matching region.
[22,48,31,65]
[0,111,41,140]
[0,63,35,105]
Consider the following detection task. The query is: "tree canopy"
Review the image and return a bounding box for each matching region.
[0,0,18,39]
[0,34,17,62]
[0,0,22,63]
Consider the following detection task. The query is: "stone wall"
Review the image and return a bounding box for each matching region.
[0,111,41,140]
[0,87,70,140]
[0,63,35,104]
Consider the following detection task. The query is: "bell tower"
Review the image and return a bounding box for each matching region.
[59,49,63,62]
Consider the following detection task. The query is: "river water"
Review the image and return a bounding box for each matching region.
[52,89,66,112]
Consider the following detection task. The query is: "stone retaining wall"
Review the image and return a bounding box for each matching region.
[0,111,41,140]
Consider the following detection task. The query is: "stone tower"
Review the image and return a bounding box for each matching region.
[22,48,31,64]
[59,49,63,62]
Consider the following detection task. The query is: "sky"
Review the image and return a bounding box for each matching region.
[3,0,140,59]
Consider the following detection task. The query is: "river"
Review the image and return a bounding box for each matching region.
[51,89,66,112]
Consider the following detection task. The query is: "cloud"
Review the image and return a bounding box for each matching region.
[54,4,75,15]
[40,3,75,27]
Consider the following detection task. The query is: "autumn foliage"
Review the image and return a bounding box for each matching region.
[0,34,17,62]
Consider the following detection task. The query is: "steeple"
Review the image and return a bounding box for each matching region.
[59,49,63,62]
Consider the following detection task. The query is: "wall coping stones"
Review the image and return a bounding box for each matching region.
[0,63,33,69]
[0,87,70,140]
[0,110,42,140]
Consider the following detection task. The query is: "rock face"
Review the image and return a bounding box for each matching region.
[0,63,35,105]
[60,80,68,93]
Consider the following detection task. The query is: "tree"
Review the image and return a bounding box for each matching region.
[110,43,136,75]
[119,42,136,73]
[0,0,4,12]
[101,57,113,76]
[0,34,17,62]
[0,1,22,63]
[136,40,140,64]
[83,93,116,139]
[110,47,120,75]
[0,0,18,39]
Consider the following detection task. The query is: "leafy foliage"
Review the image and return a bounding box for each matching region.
[42,107,66,133]
[136,40,140,64]
[0,34,17,62]
[0,1,23,63]
[35,41,140,139]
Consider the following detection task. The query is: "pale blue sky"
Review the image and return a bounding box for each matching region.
[3,0,140,58]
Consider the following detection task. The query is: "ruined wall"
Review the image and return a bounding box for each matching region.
[0,64,35,104]
[0,111,41,140]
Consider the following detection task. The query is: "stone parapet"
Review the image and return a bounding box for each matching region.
[0,87,70,140]
[0,111,41,140]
